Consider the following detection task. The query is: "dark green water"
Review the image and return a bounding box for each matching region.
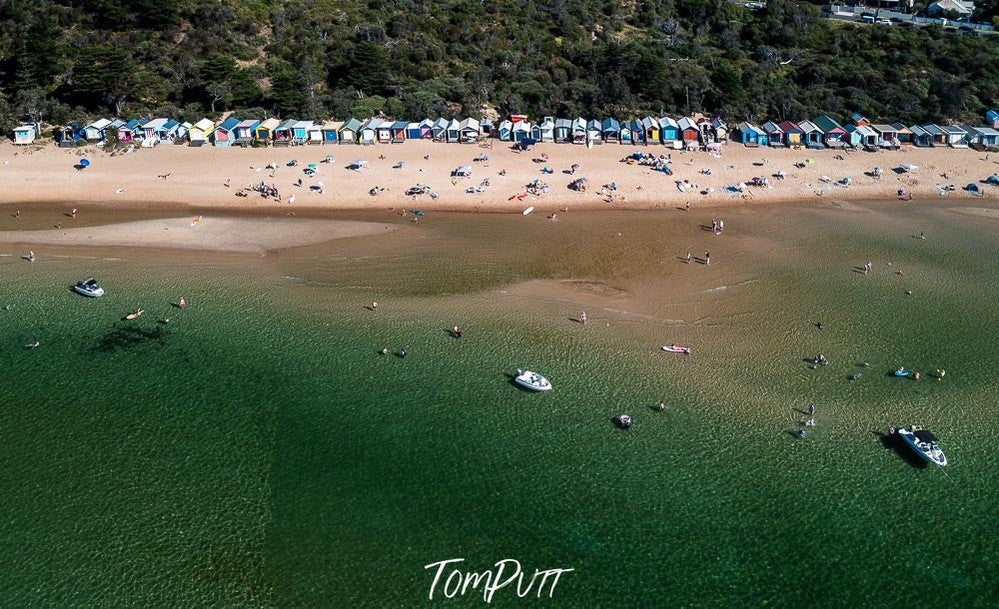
[1,201,996,607]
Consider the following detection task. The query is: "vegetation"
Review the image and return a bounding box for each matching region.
[0,0,995,129]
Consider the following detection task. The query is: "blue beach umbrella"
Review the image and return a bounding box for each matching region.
[79,158,90,168]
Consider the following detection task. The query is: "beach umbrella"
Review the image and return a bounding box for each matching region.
[79,158,90,167]
[986,175,999,186]
[308,163,317,168]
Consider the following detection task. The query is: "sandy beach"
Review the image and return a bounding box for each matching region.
[1,140,996,215]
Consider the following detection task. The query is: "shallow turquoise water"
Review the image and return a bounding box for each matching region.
[0,201,996,607]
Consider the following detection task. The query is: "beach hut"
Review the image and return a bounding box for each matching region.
[571,118,586,144]
[778,121,803,147]
[642,117,660,143]
[962,125,999,147]
[851,113,870,127]
[212,117,239,147]
[156,119,180,142]
[445,119,461,143]
[405,122,422,140]
[554,118,572,143]
[140,118,166,140]
[941,125,968,147]
[13,124,38,145]
[534,117,552,143]
[619,121,633,144]
[177,122,191,141]
[459,118,480,143]
[871,124,898,148]
[677,118,699,148]
[892,123,914,146]
[292,121,313,144]
[987,109,999,129]
[658,117,679,144]
[234,120,259,145]
[847,124,878,148]
[272,119,295,145]
[586,120,602,144]
[695,117,713,142]
[188,118,215,146]
[419,119,434,139]
[251,118,277,143]
[83,118,112,142]
[600,118,620,143]
[358,119,377,145]
[431,118,448,141]
[390,121,408,143]
[629,119,645,145]
[321,121,341,145]
[813,115,847,147]
[798,120,825,148]
[117,119,140,143]
[908,125,932,148]
[56,123,82,147]
[374,119,392,143]
[761,121,784,147]
[498,120,512,141]
[512,120,532,143]
[735,122,764,146]
[921,123,947,146]
[711,117,728,143]
[842,128,862,148]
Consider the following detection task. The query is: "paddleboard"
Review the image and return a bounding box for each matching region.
[522,206,535,216]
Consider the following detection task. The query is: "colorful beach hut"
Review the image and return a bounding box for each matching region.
[851,113,870,127]
[83,118,112,142]
[188,118,215,146]
[253,118,278,143]
[13,124,38,145]
[357,119,377,145]
[941,125,968,147]
[432,118,448,141]
[677,118,699,148]
[512,120,532,143]
[321,121,341,144]
[498,120,512,141]
[373,119,392,143]
[600,117,620,143]
[446,119,461,143]
[155,119,180,142]
[338,118,360,144]
[963,125,999,147]
[212,117,239,147]
[291,121,313,144]
[619,121,633,144]
[56,123,82,147]
[419,119,434,139]
[987,109,999,129]
[892,123,915,146]
[778,121,803,147]
[642,117,660,143]
[735,122,765,146]
[797,120,825,148]
[761,121,784,147]
[117,119,140,143]
[273,119,296,145]
[711,117,728,143]
[479,118,493,138]
[391,121,408,143]
[139,118,166,141]
[405,122,422,140]
[554,119,571,143]
[871,124,898,148]
[585,120,602,144]
[630,119,645,145]
[908,125,932,147]
[459,118,480,143]
[658,117,679,144]
[847,124,878,148]
[813,115,846,147]
[234,119,259,145]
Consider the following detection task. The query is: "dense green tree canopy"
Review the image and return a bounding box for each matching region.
[0,0,995,127]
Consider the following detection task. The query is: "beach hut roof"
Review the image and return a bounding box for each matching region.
[987,109,999,121]
[852,124,877,137]
[737,122,762,134]
[797,120,822,134]
[851,113,867,122]
[658,117,679,128]
[391,120,409,130]
[339,118,360,131]
[123,119,141,130]
[256,118,279,130]
[276,119,297,130]
[406,122,420,129]
[459,117,480,130]
[908,125,930,137]
[216,117,240,131]
[499,120,512,130]
[144,118,168,130]
[419,118,434,128]
[539,117,555,128]
[235,119,259,130]
[555,118,571,129]
[160,119,179,130]
[891,123,914,135]
[601,117,620,131]
[108,119,124,129]
[870,124,896,133]
[193,118,216,130]
[446,118,460,129]
[324,121,343,130]
[761,121,783,133]
[677,117,697,130]
[941,125,966,135]
[920,123,944,136]
[641,117,658,129]
[586,119,601,130]
[433,117,448,129]
[513,121,531,132]
[812,115,844,132]
[973,126,999,137]
[87,118,112,131]
[571,118,586,130]
[778,120,801,133]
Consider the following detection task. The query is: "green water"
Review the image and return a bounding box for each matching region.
[0,201,996,607]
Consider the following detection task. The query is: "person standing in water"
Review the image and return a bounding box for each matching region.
[178,297,186,309]
[580,311,587,325]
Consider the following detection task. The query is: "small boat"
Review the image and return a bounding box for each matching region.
[73,277,104,298]
[897,426,947,466]
[124,308,144,320]
[514,369,551,392]
[522,206,535,216]
[894,368,910,377]
[618,415,632,429]
[661,344,691,354]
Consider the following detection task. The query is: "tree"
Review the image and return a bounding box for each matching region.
[71,46,135,113]
[347,41,389,96]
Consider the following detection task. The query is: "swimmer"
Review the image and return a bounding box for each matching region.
[25,340,39,348]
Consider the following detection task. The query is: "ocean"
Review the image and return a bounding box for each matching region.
[1,200,996,607]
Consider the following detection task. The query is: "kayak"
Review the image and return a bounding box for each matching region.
[894,368,910,377]
[662,345,691,354]
[522,206,535,216]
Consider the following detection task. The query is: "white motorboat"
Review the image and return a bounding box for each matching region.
[74,277,104,298]
[897,426,947,466]
[661,344,691,354]
[514,369,551,392]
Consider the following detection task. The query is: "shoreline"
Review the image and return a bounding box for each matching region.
[1,141,995,215]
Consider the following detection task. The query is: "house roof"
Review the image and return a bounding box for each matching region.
[737,122,763,134]
[235,119,259,129]
[123,119,142,130]
[324,121,344,130]
[458,118,480,130]
[360,118,380,130]
[641,117,659,129]
[677,117,697,130]
[160,119,179,131]
[853,124,877,137]
[499,120,512,131]
[972,126,999,137]
[797,120,822,134]
[586,119,601,130]
[276,119,297,130]
[601,117,620,130]
[921,123,945,135]
[87,118,112,130]
[571,118,586,130]
[761,121,783,133]
[432,118,448,129]
[929,0,972,13]
[143,118,168,130]
[778,120,802,133]
[908,125,930,137]
[870,124,896,133]
[987,109,999,120]
[891,123,913,134]
[812,115,844,133]
[658,117,679,128]
[419,119,434,127]
[341,118,362,131]
[513,120,532,131]
[539,117,555,128]
[391,120,409,130]
[192,118,215,131]
[216,117,240,131]
[14,124,35,132]
[851,113,867,123]
[941,125,966,135]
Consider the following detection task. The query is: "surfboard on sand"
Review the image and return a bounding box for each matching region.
[522,206,535,215]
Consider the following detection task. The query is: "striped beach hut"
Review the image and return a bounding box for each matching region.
[253,118,279,142]
[554,119,571,143]
[571,118,586,144]
[141,118,167,140]
[390,121,407,143]
[586,119,602,144]
[498,120,512,141]
[418,119,434,139]
[118,119,140,143]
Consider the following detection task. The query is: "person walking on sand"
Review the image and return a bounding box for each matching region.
[808,403,815,415]
[718,219,724,232]
[685,201,690,211]
[580,311,588,325]
[686,251,692,264]
[71,208,77,218]
[371,301,378,311]
[704,251,710,265]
